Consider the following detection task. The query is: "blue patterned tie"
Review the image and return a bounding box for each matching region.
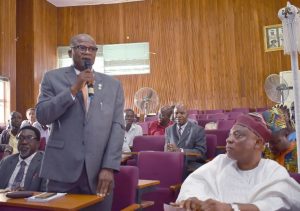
[11,161,26,190]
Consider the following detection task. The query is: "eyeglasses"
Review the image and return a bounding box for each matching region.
[71,45,98,53]
[16,135,38,142]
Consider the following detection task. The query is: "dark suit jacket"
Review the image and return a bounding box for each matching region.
[36,66,125,193]
[0,151,46,191]
[165,121,207,160]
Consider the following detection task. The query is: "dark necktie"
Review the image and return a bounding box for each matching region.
[11,161,26,190]
[178,126,182,136]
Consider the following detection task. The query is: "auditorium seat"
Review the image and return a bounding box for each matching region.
[227,111,243,120]
[207,113,228,120]
[217,120,235,130]
[205,134,217,161]
[256,107,268,112]
[203,109,224,114]
[290,173,300,184]
[187,109,200,115]
[231,108,250,113]
[137,121,150,135]
[198,119,216,128]
[112,166,139,211]
[197,114,208,120]
[205,129,230,154]
[188,114,198,120]
[144,115,158,122]
[126,135,165,166]
[137,151,184,211]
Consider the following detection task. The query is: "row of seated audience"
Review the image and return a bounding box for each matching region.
[0,104,299,210]
[126,103,298,173]
[0,108,50,159]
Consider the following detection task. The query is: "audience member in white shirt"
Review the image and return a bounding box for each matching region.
[122,109,142,152]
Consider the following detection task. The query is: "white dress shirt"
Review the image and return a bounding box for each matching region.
[124,123,143,148]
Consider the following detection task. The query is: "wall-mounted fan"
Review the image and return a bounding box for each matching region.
[134,87,159,115]
[264,74,293,104]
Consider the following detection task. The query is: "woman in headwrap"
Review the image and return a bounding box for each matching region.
[262,106,297,173]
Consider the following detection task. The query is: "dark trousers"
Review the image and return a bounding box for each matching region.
[47,164,113,211]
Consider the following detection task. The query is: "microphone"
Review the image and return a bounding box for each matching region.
[83,59,94,98]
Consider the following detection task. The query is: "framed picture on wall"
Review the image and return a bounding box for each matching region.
[264,24,283,52]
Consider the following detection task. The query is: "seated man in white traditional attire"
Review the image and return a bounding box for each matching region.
[172,113,300,211]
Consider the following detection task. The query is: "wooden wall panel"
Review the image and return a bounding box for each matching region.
[33,0,57,105]
[16,0,34,116]
[55,0,300,112]
[0,0,16,111]
[16,0,57,116]
[34,0,297,113]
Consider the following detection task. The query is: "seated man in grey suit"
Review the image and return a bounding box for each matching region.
[165,104,207,170]
[0,125,45,191]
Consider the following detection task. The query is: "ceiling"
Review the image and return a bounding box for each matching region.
[47,0,144,7]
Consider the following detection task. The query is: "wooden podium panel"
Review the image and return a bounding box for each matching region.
[0,193,103,211]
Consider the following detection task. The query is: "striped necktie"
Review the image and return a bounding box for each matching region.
[178,126,182,136]
[11,160,26,190]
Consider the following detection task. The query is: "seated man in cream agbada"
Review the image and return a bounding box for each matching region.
[172,113,300,211]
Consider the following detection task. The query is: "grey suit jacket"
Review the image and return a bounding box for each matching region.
[36,66,125,193]
[0,151,46,191]
[165,121,207,160]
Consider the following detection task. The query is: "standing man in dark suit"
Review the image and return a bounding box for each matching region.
[165,104,206,169]
[36,34,124,210]
[0,126,45,191]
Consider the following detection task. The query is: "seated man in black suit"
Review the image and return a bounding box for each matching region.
[0,125,45,191]
[165,104,207,170]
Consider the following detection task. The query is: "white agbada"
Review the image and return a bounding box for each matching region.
[177,154,300,211]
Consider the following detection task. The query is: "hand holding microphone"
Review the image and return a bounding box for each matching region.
[83,59,94,98]
[70,59,95,97]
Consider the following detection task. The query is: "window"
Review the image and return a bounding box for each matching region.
[0,77,10,126]
[57,42,150,76]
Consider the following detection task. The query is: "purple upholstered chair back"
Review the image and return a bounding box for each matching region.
[217,120,235,130]
[137,151,184,188]
[231,108,250,113]
[132,135,165,152]
[197,114,208,120]
[145,115,158,122]
[227,111,243,120]
[137,151,185,211]
[205,134,217,160]
[207,113,228,120]
[290,173,300,184]
[187,109,200,115]
[256,107,268,112]
[112,166,139,211]
[205,129,230,147]
[198,119,216,127]
[188,114,198,120]
[204,109,224,114]
[137,121,150,135]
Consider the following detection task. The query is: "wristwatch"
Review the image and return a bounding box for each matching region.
[230,203,240,211]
